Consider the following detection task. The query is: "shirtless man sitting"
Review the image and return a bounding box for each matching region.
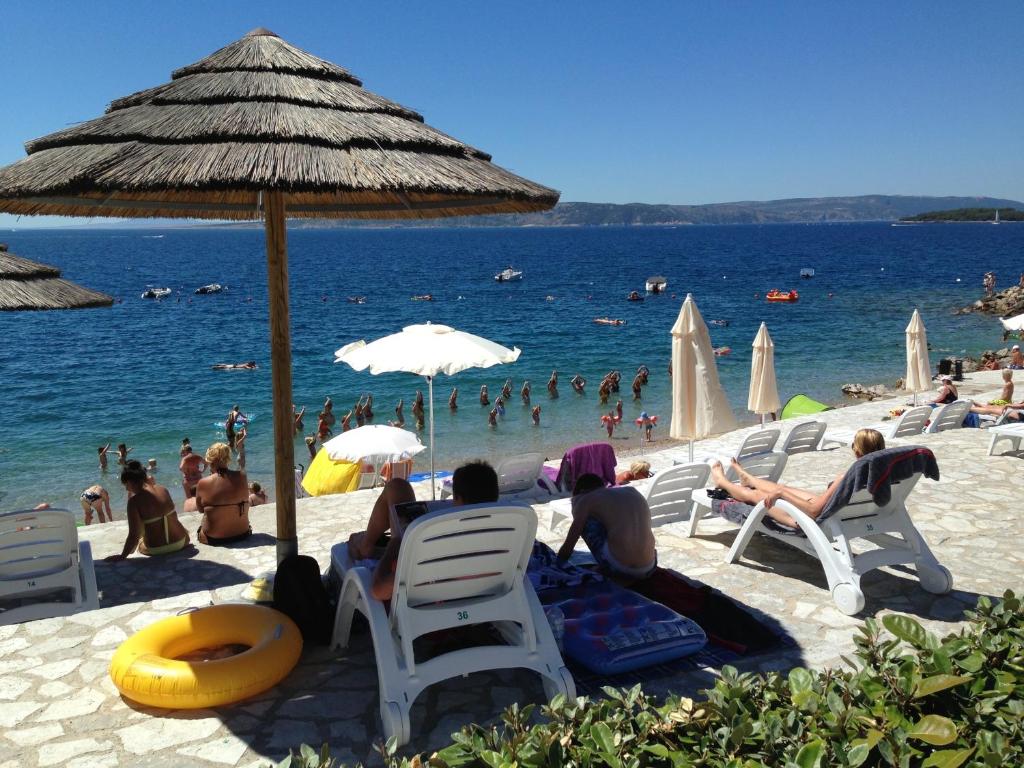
[557,474,657,582]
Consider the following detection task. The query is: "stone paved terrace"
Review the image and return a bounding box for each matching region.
[1,370,1021,767]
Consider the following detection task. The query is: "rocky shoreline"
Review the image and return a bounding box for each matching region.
[956,284,1024,317]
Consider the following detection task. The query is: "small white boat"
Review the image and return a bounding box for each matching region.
[1000,312,1024,332]
[645,275,667,293]
[800,268,815,278]
[194,283,224,295]
[141,287,171,299]
[494,267,523,282]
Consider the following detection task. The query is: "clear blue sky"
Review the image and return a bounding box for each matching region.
[1,0,1022,227]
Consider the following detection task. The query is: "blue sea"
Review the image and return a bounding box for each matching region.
[1,222,1020,516]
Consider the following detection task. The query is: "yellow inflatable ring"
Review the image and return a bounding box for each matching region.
[109,604,302,709]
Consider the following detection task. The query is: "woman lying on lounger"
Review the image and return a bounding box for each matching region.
[710,428,886,529]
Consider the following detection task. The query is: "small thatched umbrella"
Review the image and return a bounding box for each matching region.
[0,244,112,311]
[0,29,558,561]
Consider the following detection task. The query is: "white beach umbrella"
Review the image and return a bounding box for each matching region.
[322,424,425,463]
[905,309,931,406]
[748,322,781,426]
[335,322,522,496]
[670,294,737,461]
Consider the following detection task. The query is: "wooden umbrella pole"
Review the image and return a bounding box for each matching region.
[263,190,298,562]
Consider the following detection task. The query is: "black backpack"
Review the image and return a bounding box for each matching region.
[272,555,333,646]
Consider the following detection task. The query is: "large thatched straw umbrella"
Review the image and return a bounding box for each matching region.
[0,244,113,311]
[0,29,558,560]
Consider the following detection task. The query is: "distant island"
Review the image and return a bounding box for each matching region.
[900,207,1024,223]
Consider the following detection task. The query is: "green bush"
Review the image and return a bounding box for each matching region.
[284,591,1024,768]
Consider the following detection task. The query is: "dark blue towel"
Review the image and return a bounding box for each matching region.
[817,445,939,521]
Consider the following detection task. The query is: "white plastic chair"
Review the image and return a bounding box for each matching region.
[735,428,781,459]
[440,453,557,500]
[781,421,826,455]
[688,452,788,537]
[724,447,951,615]
[643,462,710,528]
[330,502,574,746]
[0,508,99,625]
[925,400,970,433]
[822,406,932,448]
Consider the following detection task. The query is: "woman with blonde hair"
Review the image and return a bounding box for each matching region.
[195,442,252,546]
[710,428,886,530]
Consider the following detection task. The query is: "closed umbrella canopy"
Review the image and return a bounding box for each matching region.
[905,309,931,397]
[747,322,781,420]
[335,323,521,495]
[670,294,736,457]
[322,424,425,463]
[0,29,557,561]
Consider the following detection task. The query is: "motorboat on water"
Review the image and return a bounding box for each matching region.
[627,290,644,302]
[494,267,523,282]
[708,319,729,327]
[593,317,626,326]
[411,294,434,301]
[645,275,667,293]
[766,289,799,303]
[800,268,815,278]
[141,287,172,299]
[347,296,367,304]
[195,283,224,295]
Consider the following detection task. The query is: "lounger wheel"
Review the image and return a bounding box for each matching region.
[918,564,953,595]
[542,666,576,702]
[380,701,409,746]
[832,583,865,616]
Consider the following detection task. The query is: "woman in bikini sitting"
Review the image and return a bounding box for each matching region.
[105,463,189,560]
[710,428,886,529]
[195,442,252,546]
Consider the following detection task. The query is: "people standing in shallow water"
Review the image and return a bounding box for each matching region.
[412,391,425,429]
[616,399,624,422]
[479,385,489,406]
[571,374,586,395]
[521,381,531,404]
[116,443,132,466]
[501,379,513,400]
[305,436,318,461]
[354,399,365,428]
[97,443,111,471]
[632,372,643,400]
[488,407,498,427]
[322,397,336,428]
[179,445,205,499]
[608,370,621,392]
[448,388,458,411]
[80,485,112,525]
[235,426,247,471]
[391,398,406,427]
[495,397,505,417]
[548,370,558,397]
[363,394,374,421]
[532,405,541,425]
[293,404,305,435]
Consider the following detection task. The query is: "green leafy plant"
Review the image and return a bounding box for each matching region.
[283,590,1023,768]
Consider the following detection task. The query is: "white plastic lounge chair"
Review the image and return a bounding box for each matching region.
[722,446,951,615]
[644,462,710,528]
[924,400,970,433]
[0,508,99,625]
[988,423,1024,456]
[735,428,781,459]
[330,502,574,745]
[440,453,557,500]
[822,405,933,448]
[688,452,789,537]
[781,421,826,455]
[357,472,378,490]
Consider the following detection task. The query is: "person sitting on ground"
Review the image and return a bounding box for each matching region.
[710,428,886,530]
[989,369,1013,405]
[616,460,652,485]
[929,375,958,405]
[105,463,190,560]
[80,484,112,525]
[1011,345,1024,370]
[979,351,1001,371]
[368,461,500,600]
[556,473,657,582]
[195,442,252,546]
[248,481,268,507]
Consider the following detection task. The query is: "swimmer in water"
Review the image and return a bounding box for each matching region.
[603,412,616,438]
[632,373,643,401]
[393,398,405,427]
[116,443,132,466]
[363,394,374,421]
[488,407,498,427]
[532,405,541,425]
[98,443,111,471]
[598,378,611,405]
[448,388,458,411]
[319,411,334,440]
[548,370,558,398]
[637,365,650,385]
[615,399,624,422]
[293,404,305,435]
[323,397,336,428]
[305,435,317,460]
[609,370,621,392]
[354,398,365,428]
[570,374,586,395]
[412,391,425,429]
[479,385,490,406]
[495,397,505,417]
[501,378,513,400]
[521,380,531,404]
[339,409,351,433]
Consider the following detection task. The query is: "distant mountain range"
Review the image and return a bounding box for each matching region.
[12,195,1024,229]
[289,195,1024,228]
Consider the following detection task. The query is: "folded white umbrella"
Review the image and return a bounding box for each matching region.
[670,294,737,461]
[905,309,931,405]
[335,322,521,496]
[322,424,425,463]
[748,322,781,426]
